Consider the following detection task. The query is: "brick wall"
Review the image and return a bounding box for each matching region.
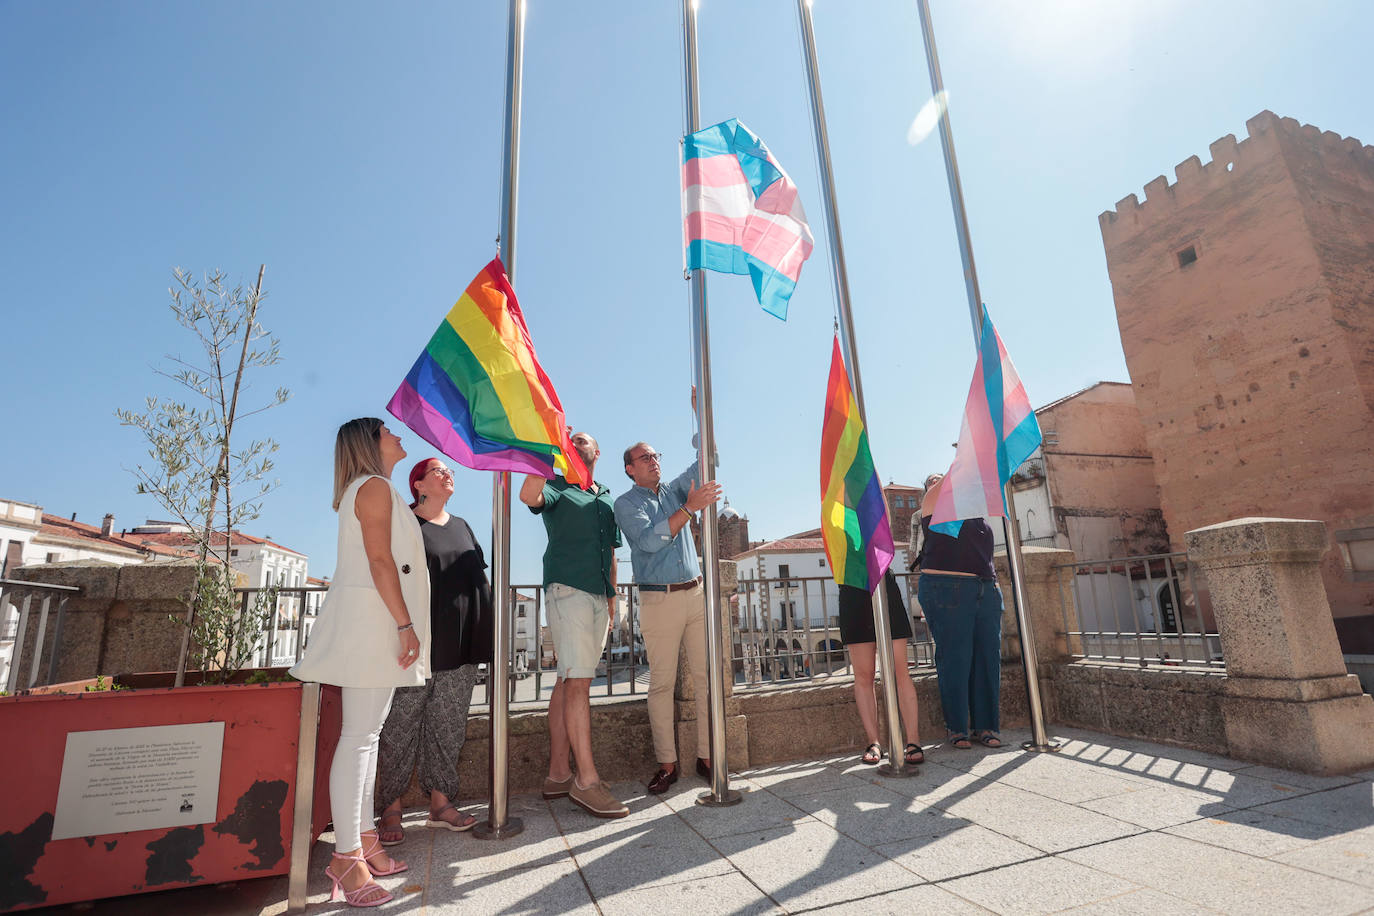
[1039,383,1171,557]
[1100,110,1374,619]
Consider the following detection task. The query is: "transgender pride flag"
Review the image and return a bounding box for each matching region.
[930,305,1043,536]
[682,119,814,320]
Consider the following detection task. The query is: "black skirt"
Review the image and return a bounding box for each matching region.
[838,572,912,645]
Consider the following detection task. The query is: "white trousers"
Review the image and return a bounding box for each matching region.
[331,686,395,851]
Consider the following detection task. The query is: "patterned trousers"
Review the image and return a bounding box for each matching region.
[374,665,479,810]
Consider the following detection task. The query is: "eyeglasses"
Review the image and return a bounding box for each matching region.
[427,466,454,478]
[632,451,662,465]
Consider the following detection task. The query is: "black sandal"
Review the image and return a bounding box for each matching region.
[976,731,1003,748]
[861,742,882,765]
[903,743,925,765]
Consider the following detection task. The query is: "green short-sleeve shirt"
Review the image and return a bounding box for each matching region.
[529,478,621,597]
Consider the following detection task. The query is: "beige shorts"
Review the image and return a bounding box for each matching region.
[545,583,610,679]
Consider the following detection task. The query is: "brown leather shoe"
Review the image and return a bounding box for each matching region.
[646,765,679,794]
[542,774,574,799]
[569,780,629,819]
[695,757,711,781]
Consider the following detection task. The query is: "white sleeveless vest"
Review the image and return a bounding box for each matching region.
[290,475,431,687]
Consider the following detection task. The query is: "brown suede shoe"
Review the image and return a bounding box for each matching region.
[569,780,629,819]
[542,774,574,799]
[646,765,679,795]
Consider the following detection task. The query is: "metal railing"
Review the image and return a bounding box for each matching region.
[5,567,1040,697]
[466,571,1031,705]
[734,573,925,684]
[240,585,330,669]
[471,582,650,709]
[1,578,81,692]
[1054,552,1222,669]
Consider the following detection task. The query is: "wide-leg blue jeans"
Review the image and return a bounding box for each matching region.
[918,573,1003,736]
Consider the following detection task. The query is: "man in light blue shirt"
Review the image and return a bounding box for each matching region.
[614,440,721,793]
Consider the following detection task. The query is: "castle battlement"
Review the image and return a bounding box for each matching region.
[1099,110,1374,244]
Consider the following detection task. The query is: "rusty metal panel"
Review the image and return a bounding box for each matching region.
[0,681,337,912]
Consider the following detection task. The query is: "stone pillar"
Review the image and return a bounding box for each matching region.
[993,546,1078,727]
[1186,518,1374,774]
[993,546,1079,667]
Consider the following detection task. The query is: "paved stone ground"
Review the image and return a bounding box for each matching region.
[42,727,1374,915]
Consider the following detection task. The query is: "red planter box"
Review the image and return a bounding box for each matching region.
[0,678,340,912]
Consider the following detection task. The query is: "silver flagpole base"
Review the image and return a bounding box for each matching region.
[876,762,920,779]
[473,816,524,840]
[695,788,743,807]
[1022,740,1061,754]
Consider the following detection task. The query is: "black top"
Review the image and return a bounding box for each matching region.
[418,514,494,670]
[917,515,996,579]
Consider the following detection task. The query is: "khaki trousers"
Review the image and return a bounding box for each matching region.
[639,583,709,764]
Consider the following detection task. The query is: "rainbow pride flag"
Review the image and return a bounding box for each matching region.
[820,335,894,592]
[930,305,1042,535]
[387,258,589,488]
[683,118,814,320]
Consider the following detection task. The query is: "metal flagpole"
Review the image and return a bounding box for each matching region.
[796,0,914,778]
[913,0,1056,753]
[476,0,529,840]
[682,0,742,808]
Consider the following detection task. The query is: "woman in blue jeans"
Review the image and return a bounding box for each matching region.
[914,473,1003,749]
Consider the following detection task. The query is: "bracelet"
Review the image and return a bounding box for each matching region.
[397,622,414,632]
[678,507,693,521]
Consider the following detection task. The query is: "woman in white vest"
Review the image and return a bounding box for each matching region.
[291,417,430,908]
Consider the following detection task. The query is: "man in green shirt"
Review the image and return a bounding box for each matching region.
[519,431,628,819]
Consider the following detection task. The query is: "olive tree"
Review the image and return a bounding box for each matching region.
[116,266,290,685]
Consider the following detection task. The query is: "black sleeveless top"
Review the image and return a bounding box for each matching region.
[917,515,996,579]
[418,515,494,670]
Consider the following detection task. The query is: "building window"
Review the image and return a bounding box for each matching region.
[1335,526,1374,583]
[46,552,59,563]
[778,564,790,578]
[1177,245,1198,268]
[230,549,238,557]
[818,559,825,567]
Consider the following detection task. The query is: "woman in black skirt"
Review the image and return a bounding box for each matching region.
[373,457,493,844]
[838,571,923,765]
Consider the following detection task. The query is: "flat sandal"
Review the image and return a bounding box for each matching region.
[426,803,477,832]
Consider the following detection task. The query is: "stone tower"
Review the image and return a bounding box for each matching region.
[1099,110,1374,621]
[687,499,751,560]
[882,483,923,547]
[717,500,751,560]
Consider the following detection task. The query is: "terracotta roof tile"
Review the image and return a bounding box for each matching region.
[735,537,826,557]
[125,529,305,558]
[38,515,185,556]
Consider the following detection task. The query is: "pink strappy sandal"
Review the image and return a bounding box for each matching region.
[325,851,393,907]
[360,829,408,877]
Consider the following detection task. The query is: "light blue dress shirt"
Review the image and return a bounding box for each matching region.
[613,461,701,585]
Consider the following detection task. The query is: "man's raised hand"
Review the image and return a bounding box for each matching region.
[685,480,722,512]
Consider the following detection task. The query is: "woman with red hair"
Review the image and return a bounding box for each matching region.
[373,457,493,845]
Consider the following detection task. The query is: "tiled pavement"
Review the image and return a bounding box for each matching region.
[43,728,1374,915]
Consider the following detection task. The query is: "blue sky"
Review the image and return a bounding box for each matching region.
[1,0,1368,585]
